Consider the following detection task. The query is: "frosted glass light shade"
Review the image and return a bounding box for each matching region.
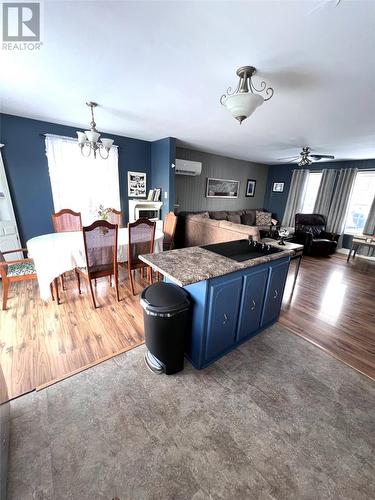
[101,138,114,149]
[223,93,264,123]
[85,130,100,143]
[76,131,87,144]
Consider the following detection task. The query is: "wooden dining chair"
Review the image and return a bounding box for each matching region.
[75,220,119,309]
[0,248,55,310]
[0,248,37,310]
[163,212,178,251]
[124,218,156,296]
[52,209,82,290]
[106,208,123,227]
[52,209,82,232]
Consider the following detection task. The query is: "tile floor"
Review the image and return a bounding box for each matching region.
[7,325,375,499]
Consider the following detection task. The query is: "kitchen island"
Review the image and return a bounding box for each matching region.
[140,240,294,369]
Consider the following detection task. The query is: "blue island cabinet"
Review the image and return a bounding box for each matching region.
[181,256,290,369]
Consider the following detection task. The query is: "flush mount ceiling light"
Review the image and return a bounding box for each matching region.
[220,66,274,124]
[76,102,114,159]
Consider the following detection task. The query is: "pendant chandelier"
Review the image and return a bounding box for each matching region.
[220,66,274,124]
[76,102,114,159]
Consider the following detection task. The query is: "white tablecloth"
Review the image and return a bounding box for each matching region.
[27,228,164,300]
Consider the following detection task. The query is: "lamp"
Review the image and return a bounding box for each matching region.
[76,102,114,159]
[220,66,274,124]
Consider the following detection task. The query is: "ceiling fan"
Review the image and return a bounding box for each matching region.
[280,147,335,166]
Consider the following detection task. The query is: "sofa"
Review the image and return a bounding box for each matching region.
[175,209,275,248]
[293,213,340,256]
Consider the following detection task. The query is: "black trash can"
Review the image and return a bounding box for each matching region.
[140,282,190,375]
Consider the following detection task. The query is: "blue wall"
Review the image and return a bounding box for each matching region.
[264,159,375,222]
[151,137,176,219]
[0,113,152,244]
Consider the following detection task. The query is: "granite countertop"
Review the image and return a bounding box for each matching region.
[139,241,294,287]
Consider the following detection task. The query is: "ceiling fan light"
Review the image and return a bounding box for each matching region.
[223,93,264,124]
[85,130,100,143]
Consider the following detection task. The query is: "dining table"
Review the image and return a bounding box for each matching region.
[27,228,164,301]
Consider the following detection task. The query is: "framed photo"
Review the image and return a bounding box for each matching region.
[206,178,239,199]
[246,179,256,197]
[128,171,147,198]
[153,188,161,201]
[147,189,154,201]
[272,182,284,193]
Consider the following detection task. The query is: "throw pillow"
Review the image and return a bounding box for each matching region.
[256,210,272,226]
[209,211,228,220]
[227,214,241,224]
[241,213,256,226]
[200,211,210,219]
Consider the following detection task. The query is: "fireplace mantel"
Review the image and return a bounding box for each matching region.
[128,200,163,223]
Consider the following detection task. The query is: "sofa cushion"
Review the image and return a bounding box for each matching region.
[241,212,256,226]
[189,215,221,226]
[185,211,209,219]
[298,224,324,236]
[256,210,272,226]
[209,211,228,221]
[227,213,241,224]
[219,221,260,239]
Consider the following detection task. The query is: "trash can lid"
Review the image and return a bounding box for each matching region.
[140,282,190,315]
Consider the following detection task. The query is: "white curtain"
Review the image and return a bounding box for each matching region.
[45,135,121,225]
[282,169,310,227]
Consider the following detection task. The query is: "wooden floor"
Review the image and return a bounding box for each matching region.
[1,252,374,403]
[0,269,148,403]
[281,252,375,380]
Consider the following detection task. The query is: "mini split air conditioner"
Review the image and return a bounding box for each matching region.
[175,159,202,176]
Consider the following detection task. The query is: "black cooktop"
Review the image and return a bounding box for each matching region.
[200,239,282,262]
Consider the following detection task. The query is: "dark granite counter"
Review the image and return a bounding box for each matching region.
[139,242,294,287]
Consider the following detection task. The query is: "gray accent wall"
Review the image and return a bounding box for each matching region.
[175,147,268,213]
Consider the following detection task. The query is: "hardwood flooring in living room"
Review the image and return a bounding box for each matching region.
[281,252,375,380]
[1,251,374,403]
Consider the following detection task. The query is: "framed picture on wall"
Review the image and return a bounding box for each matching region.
[246,179,256,197]
[128,171,147,198]
[272,182,284,193]
[206,178,239,198]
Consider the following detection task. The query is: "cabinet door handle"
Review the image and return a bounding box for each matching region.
[250,299,256,311]
[223,313,228,325]
[273,289,278,300]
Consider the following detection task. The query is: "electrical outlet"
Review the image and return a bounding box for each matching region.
[164,191,168,199]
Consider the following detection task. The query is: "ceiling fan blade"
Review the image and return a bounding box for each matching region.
[277,156,300,161]
[284,159,299,164]
[310,154,335,160]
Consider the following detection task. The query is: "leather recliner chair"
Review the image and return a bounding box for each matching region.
[293,213,340,257]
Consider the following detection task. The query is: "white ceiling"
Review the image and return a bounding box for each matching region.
[1,0,375,164]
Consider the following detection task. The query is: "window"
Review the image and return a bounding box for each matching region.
[344,171,375,235]
[301,172,322,213]
[45,135,121,225]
